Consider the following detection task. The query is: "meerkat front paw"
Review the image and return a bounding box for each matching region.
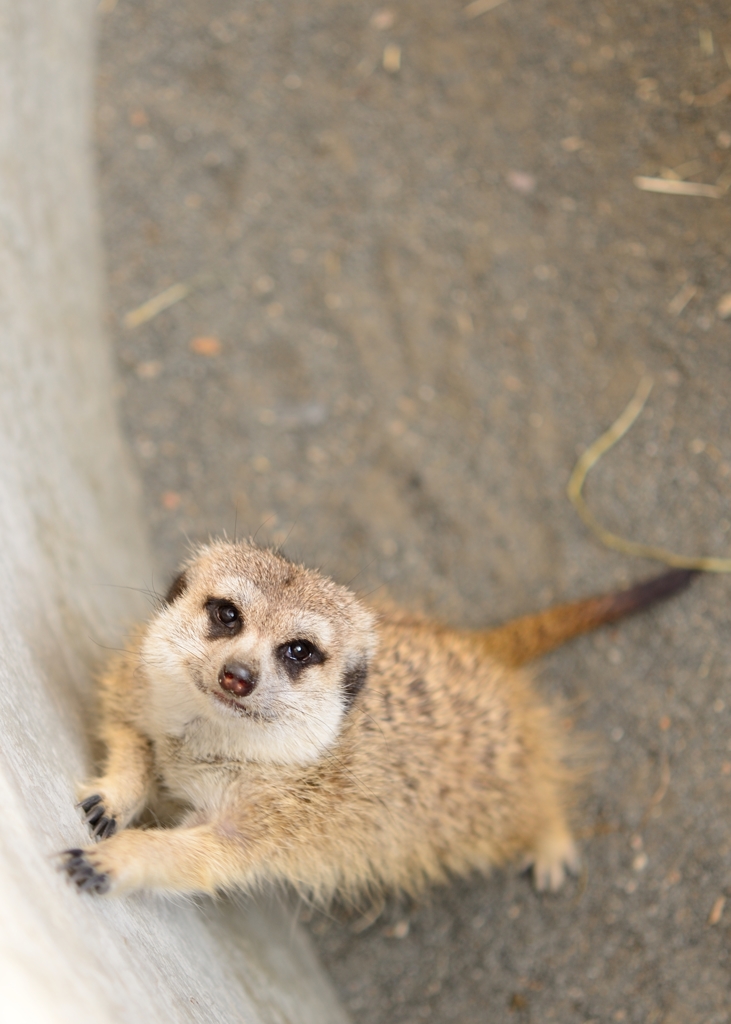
[61,847,112,895]
[75,775,147,839]
[76,794,118,840]
[60,834,142,897]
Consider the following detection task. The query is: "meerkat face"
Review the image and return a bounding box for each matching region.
[140,541,377,765]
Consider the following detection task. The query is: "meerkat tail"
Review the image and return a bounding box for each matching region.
[476,568,698,667]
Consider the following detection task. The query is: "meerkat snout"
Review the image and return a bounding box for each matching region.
[219,662,258,697]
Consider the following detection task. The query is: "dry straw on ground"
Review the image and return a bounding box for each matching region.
[568,377,731,572]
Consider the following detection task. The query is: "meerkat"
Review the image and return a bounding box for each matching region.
[62,541,694,900]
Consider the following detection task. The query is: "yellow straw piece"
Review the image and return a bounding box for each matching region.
[567,376,731,572]
[463,0,509,19]
[633,176,724,199]
[123,282,190,329]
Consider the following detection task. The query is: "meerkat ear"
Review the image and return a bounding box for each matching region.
[164,570,189,604]
[342,658,369,710]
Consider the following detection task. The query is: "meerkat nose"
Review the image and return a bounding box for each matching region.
[219,662,258,698]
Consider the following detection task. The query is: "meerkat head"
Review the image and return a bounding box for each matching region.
[140,541,377,765]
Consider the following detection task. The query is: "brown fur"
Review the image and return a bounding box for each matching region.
[63,543,693,900]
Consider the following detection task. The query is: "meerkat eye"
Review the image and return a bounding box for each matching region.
[217,604,239,625]
[278,639,325,672]
[288,641,314,662]
[205,599,243,638]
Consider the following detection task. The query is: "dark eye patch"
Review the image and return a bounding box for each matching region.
[205,598,243,639]
[165,570,189,604]
[342,660,368,710]
[277,639,325,678]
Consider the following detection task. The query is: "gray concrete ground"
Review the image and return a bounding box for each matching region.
[96,2,731,1021]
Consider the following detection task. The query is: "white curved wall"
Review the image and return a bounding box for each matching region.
[0,4,349,1022]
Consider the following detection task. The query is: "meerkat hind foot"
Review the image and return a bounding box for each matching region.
[528,833,580,893]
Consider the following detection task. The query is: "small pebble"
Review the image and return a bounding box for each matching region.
[561,136,584,152]
[190,336,221,356]
[383,43,401,73]
[506,170,536,194]
[254,275,275,295]
[632,852,648,872]
[136,360,162,379]
[371,9,395,30]
[161,491,181,510]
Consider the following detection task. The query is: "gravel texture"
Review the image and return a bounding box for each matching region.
[97,2,731,1021]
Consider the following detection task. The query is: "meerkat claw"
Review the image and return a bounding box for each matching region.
[93,815,117,839]
[61,849,111,895]
[78,794,102,814]
[77,794,117,840]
